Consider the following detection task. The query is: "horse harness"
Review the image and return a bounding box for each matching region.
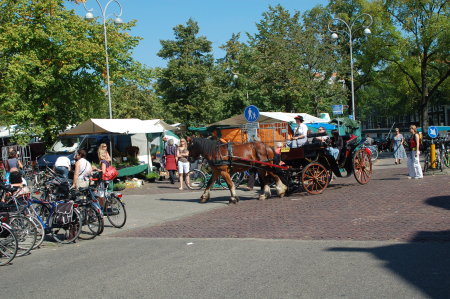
[207,142,273,171]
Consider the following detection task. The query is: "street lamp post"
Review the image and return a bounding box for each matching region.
[328,13,373,121]
[83,0,123,119]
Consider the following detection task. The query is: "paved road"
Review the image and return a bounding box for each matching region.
[1,153,449,298]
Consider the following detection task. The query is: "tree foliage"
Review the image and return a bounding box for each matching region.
[383,0,449,127]
[156,19,224,126]
[0,0,142,144]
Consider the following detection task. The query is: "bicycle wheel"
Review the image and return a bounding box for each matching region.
[9,215,37,257]
[444,150,450,168]
[186,169,206,190]
[217,176,229,189]
[105,195,127,228]
[231,172,243,188]
[0,224,18,266]
[50,208,82,244]
[78,206,103,240]
[29,215,45,249]
[423,153,430,172]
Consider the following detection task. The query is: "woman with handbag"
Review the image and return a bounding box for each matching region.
[72,150,92,189]
[406,125,423,179]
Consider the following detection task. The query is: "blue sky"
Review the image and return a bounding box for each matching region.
[70,0,328,68]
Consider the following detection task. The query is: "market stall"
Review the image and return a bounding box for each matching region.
[59,118,178,174]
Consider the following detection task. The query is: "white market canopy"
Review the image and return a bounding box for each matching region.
[0,126,15,138]
[60,119,177,136]
[209,112,327,127]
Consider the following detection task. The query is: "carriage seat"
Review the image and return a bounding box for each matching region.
[342,134,358,145]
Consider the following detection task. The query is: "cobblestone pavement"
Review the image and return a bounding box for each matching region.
[115,166,450,242]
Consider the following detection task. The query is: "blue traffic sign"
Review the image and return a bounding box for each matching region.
[332,105,343,115]
[428,126,439,138]
[348,115,354,120]
[244,105,260,122]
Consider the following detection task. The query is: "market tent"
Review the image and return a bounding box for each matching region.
[59,119,178,170]
[59,118,177,136]
[209,112,326,126]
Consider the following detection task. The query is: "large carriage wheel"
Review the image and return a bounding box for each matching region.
[353,149,372,184]
[301,162,329,195]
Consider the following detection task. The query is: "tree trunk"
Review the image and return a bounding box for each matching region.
[420,56,429,130]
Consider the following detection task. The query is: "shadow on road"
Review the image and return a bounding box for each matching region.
[328,194,450,298]
[158,195,257,204]
[425,195,450,210]
[327,240,450,298]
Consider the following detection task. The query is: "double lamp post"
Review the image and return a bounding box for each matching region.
[328,13,373,121]
[83,0,124,120]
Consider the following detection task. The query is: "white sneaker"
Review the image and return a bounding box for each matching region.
[407,176,412,179]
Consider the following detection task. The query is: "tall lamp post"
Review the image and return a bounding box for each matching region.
[328,13,373,121]
[83,0,123,119]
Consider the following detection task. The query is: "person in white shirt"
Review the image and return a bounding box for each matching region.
[72,149,92,189]
[54,156,71,179]
[290,115,308,148]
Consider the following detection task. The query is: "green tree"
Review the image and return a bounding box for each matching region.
[112,63,164,119]
[325,0,400,120]
[219,5,346,116]
[0,0,141,144]
[156,19,224,126]
[384,0,450,128]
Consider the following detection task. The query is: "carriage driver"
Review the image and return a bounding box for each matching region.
[290,115,308,148]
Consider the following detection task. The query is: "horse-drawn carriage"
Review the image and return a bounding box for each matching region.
[188,133,372,204]
[277,132,372,195]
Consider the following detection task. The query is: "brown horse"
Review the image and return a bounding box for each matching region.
[187,138,287,204]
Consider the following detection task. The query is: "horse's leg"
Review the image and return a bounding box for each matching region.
[272,173,288,198]
[257,170,271,200]
[200,171,218,203]
[221,171,239,204]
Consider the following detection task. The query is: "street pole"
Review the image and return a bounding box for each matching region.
[84,0,123,120]
[328,13,373,121]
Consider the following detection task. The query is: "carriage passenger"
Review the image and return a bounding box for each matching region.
[289,115,308,148]
[329,130,343,161]
[314,127,330,143]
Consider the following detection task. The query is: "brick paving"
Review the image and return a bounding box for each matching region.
[116,167,450,242]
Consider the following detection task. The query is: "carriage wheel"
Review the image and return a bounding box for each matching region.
[353,149,372,184]
[301,162,329,195]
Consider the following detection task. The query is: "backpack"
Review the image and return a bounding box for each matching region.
[54,202,73,225]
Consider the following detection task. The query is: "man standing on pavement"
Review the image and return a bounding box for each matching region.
[54,156,71,179]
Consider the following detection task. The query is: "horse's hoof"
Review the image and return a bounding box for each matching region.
[199,197,208,203]
[228,198,238,204]
[235,196,240,202]
[278,192,286,198]
[258,195,266,200]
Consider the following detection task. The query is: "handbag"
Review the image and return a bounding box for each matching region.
[102,166,118,181]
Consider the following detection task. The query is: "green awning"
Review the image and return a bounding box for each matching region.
[117,164,148,177]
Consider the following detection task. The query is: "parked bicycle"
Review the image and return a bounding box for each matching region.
[0,214,18,266]
[423,137,447,172]
[360,143,379,162]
